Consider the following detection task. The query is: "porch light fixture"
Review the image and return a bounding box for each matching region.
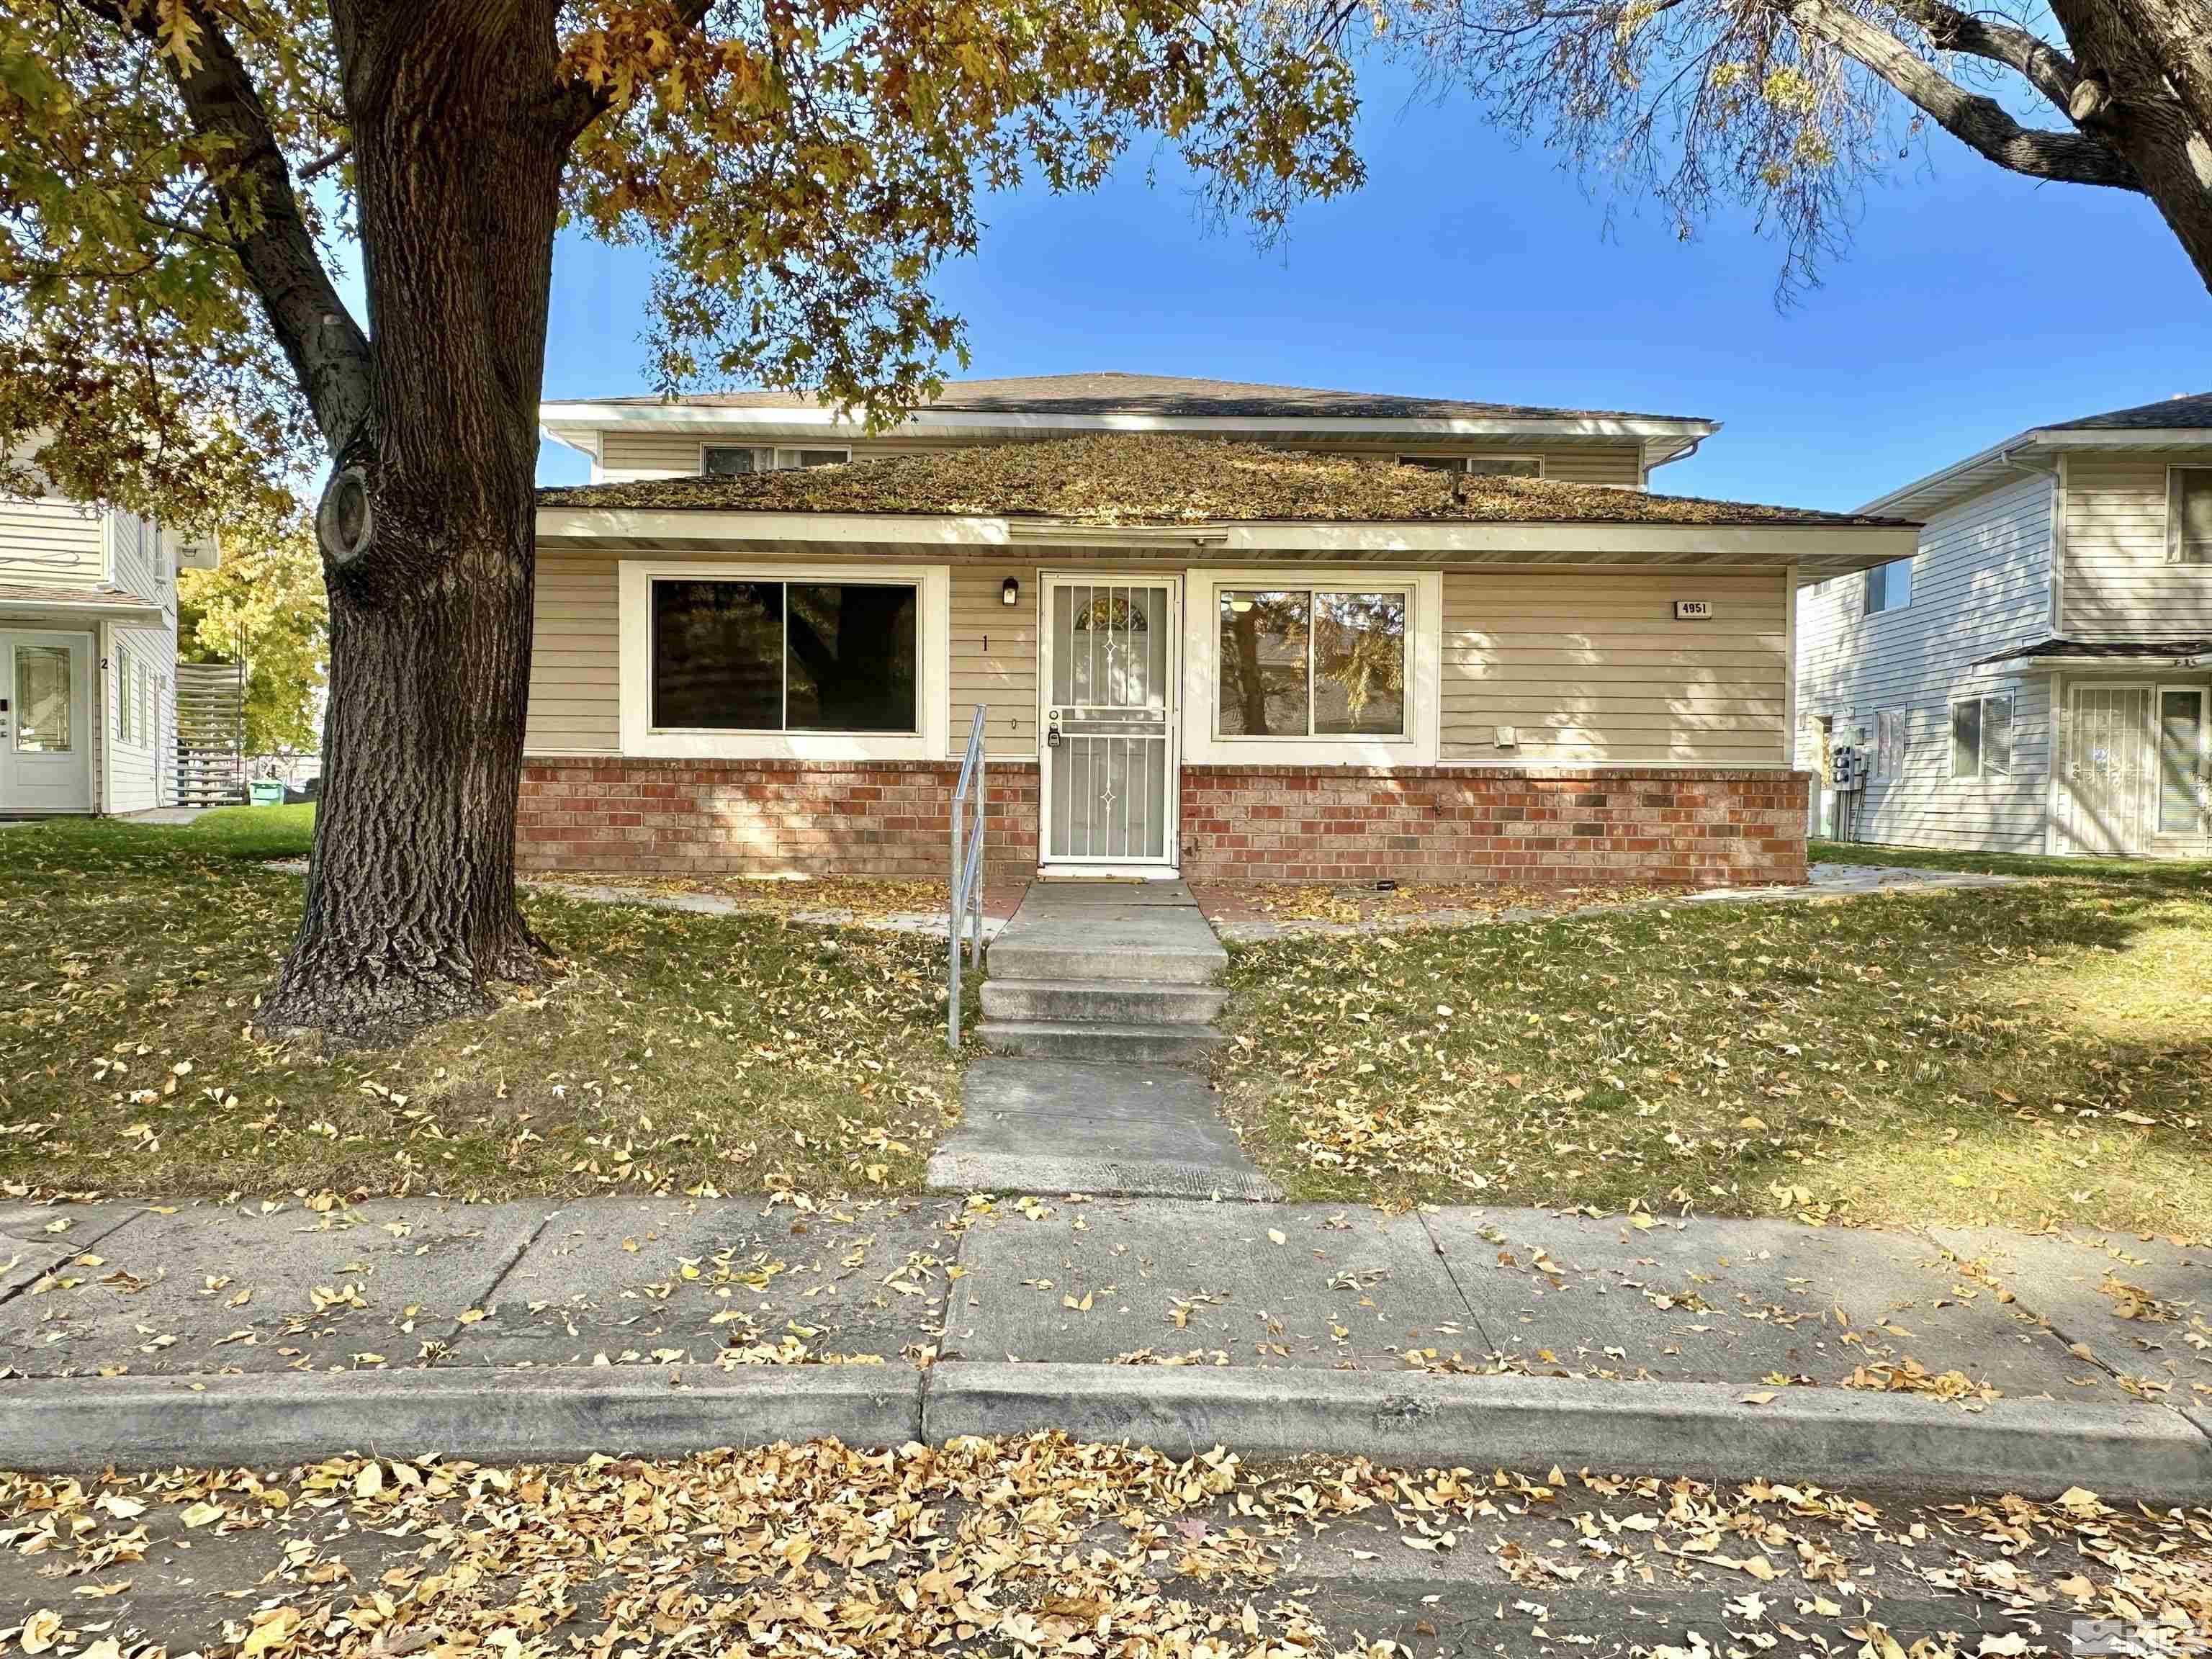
[1001,577,1020,606]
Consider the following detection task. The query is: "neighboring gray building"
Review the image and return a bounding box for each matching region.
[0,471,215,815]
[1797,392,2212,859]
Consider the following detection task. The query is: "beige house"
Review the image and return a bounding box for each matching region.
[1798,390,2212,858]
[527,373,1916,886]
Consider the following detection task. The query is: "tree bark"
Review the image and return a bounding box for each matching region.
[2044,0,2212,290]
[257,0,569,1043]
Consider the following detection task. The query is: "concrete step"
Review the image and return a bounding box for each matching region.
[986,938,1226,986]
[979,978,1228,1026]
[979,1020,1224,1067]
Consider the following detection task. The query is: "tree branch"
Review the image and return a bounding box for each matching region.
[546,0,716,143]
[1913,1,2081,116]
[86,0,374,454]
[1782,0,2141,189]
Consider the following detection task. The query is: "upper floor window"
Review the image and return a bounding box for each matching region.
[1398,454,1544,479]
[1864,557,1913,615]
[702,445,850,477]
[2168,467,2212,565]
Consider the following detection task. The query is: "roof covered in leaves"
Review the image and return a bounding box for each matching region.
[537,434,1910,529]
[564,371,1712,426]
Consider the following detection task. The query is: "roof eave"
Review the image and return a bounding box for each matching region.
[0,595,166,622]
[533,505,1912,577]
[1861,423,2212,520]
[537,402,1719,446]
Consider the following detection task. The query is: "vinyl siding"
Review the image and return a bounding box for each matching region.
[106,510,174,611]
[593,429,1647,487]
[105,626,176,811]
[531,550,1779,767]
[950,564,1038,757]
[1439,570,1789,765]
[1795,470,2054,852]
[2059,449,2212,636]
[529,552,621,752]
[0,495,106,590]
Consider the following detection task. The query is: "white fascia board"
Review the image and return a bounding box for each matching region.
[2003,652,2209,672]
[537,401,1718,444]
[536,507,1915,570]
[0,596,166,623]
[2026,427,2212,448]
[1858,426,2212,520]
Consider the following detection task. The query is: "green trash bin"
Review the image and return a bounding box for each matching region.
[249,779,287,807]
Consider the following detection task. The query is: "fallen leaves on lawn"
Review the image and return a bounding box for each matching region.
[1213,884,2212,1231]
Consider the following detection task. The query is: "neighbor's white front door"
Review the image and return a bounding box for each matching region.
[1038,575,1179,871]
[0,629,93,813]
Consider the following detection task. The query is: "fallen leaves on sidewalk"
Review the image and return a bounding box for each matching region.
[1,1442,2206,1659]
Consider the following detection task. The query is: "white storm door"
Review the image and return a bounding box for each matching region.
[1040,577,1179,868]
[0,631,94,812]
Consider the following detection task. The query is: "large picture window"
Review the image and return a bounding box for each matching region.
[1217,588,1407,739]
[650,577,917,733]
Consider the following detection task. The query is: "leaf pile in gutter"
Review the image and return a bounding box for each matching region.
[538,433,1907,527]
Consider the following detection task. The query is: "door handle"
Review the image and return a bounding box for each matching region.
[1045,707,1063,750]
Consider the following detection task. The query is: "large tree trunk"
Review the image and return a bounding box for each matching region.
[257,0,567,1043]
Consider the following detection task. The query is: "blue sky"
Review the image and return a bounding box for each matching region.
[536,64,2212,512]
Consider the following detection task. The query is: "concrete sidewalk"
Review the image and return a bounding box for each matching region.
[1,1195,2204,1494]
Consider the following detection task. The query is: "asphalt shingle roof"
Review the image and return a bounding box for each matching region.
[1970,636,2212,667]
[574,372,1711,426]
[2048,392,2212,431]
[538,433,1910,529]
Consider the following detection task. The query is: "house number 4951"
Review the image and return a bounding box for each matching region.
[1673,600,1714,620]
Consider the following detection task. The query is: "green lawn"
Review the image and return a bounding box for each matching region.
[0,808,963,1200]
[1216,877,2212,1232]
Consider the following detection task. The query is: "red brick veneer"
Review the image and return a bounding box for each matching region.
[517,757,1040,884]
[1179,765,1809,888]
[518,757,1808,889]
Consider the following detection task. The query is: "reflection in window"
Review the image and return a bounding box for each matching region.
[1217,588,1406,739]
[649,578,916,733]
[14,645,71,753]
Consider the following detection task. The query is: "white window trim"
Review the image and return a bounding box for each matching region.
[1181,567,1441,766]
[618,559,949,761]
[1874,708,1907,780]
[1863,555,1913,617]
[1948,691,2014,781]
[1395,452,1545,477]
[699,442,853,477]
[2164,463,2212,566]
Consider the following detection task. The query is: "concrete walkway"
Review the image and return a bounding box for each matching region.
[929,881,1277,1200]
[1,1195,2203,1494]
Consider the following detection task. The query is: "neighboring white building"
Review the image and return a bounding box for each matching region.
[1797,392,2212,859]
[0,482,215,815]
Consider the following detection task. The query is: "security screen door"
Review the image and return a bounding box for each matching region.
[1040,577,1177,867]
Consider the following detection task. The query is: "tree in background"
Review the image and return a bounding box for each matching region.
[0,0,1362,1041]
[1340,0,2212,296]
[178,503,329,762]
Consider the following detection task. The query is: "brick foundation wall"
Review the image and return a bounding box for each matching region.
[1179,765,1809,888]
[518,757,1039,884]
[519,757,1809,889]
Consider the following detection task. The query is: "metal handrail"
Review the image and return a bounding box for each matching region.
[948,706,988,1048]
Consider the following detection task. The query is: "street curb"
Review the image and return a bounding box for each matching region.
[0,1366,921,1474]
[924,1363,2212,1503]
[8,1362,2207,1499]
